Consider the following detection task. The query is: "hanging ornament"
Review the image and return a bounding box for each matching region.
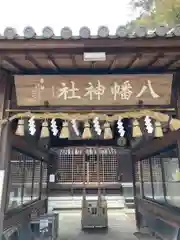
[117,137,127,147]
[60,121,69,138]
[175,169,180,181]
[144,116,153,134]
[154,121,163,137]
[132,119,142,137]
[28,117,36,136]
[93,117,101,136]
[51,119,58,136]
[15,119,24,136]
[82,121,92,139]
[104,122,113,139]
[40,120,49,138]
[117,118,125,137]
[71,119,80,136]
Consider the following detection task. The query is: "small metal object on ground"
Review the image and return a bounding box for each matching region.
[81,147,108,230]
[81,198,108,229]
[30,213,59,239]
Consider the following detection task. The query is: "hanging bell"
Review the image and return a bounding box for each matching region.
[132,119,142,137]
[104,122,113,139]
[15,119,24,136]
[82,121,92,139]
[154,121,163,137]
[60,121,69,138]
[40,120,49,138]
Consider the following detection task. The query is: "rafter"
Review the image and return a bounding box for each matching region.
[146,54,163,68]
[25,54,42,69]
[126,54,141,69]
[47,54,60,70]
[108,55,117,70]
[3,56,26,71]
[163,56,180,69]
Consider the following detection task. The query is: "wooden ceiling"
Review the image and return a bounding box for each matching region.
[2,52,180,75]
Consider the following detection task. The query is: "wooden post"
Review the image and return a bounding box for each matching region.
[172,73,180,166]
[0,70,15,238]
[131,152,141,230]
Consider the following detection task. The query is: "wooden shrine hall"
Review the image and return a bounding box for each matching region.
[1,24,180,239]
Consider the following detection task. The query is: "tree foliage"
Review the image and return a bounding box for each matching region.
[130,0,180,27]
[130,0,154,12]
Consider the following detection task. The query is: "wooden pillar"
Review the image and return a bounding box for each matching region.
[131,153,141,230]
[172,72,180,164]
[0,70,15,238]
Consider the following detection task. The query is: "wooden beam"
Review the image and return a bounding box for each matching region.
[1,47,180,56]
[108,55,117,70]
[146,54,162,68]
[50,138,118,147]
[47,54,60,70]
[126,54,140,69]
[163,56,180,69]
[133,129,180,161]
[25,54,42,69]
[3,56,25,72]
[7,105,175,113]
[11,135,49,161]
[172,73,180,168]
[0,71,15,238]
[0,38,180,52]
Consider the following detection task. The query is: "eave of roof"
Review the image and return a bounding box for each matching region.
[1,25,180,75]
[1,25,180,40]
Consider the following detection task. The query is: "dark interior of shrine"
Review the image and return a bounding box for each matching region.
[10,115,172,201]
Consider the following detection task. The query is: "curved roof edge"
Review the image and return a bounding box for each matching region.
[1,24,180,40]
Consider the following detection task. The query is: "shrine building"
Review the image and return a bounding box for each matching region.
[0,24,180,239]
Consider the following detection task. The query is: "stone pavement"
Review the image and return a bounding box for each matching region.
[57,209,137,240]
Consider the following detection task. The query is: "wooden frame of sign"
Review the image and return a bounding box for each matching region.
[14,74,173,107]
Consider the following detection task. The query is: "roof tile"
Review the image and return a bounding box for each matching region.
[1,25,180,39]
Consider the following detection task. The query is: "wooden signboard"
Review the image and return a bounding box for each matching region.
[14,74,173,106]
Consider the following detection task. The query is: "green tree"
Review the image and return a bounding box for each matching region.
[130,0,180,27]
[130,0,154,13]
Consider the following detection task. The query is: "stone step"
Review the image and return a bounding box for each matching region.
[48,195,125,211]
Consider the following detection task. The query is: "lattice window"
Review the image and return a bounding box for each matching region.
[33,160,41,200]
[101,154,117,183]
[141,158,153,199]
[53,147,118,184]
[141,159,151,182]
[23,158,34,204]
[151,157,162,181]
[135,161,141,182]
[10,151,25,184]
[73,154,84,183]
[151,157,164,201]
[41,161,48,198]
[7,150,46,211]
[86,153,97,183]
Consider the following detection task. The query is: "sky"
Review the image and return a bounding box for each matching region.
[0,0,138,35]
